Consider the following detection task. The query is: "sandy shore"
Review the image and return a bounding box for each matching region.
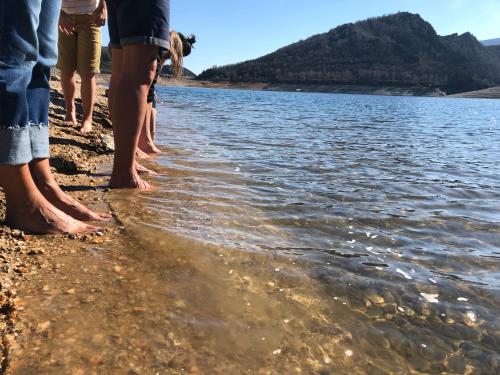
[156,78,449,97]
[156,76,500,99]
[0,77,114,372]
[447,86,500,99]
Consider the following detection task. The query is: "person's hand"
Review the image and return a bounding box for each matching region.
[91,4,107,27]
[58,11,75,35]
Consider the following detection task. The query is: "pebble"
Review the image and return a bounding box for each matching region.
[420,293,439,303]
[272,349,282,355]
[464,311,477,327]
[344,349,353,357]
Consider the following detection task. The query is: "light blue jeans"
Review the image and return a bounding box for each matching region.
[0,0,61,165]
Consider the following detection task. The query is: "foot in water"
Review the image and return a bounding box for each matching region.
[136,162,159,176]
[109,170,153,190]
[80,119,93,134]
[30,159,112,222]
[136,147,151,159]
[138,140,162,155]
[37,181,112,222]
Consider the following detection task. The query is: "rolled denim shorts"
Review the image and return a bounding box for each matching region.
[106,0,170,50]
[0,0,61,165]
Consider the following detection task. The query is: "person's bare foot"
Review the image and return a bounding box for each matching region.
[109,170,153,190]
[136,162,159,175]
[136,147,151,159]
[138,140,162,155]
[37,181,112,222]
[65,111,77,126]
[6,196,99,235]
[80,119,93,134]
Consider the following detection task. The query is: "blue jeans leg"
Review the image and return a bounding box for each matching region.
[0,0,60,165]
[29,0,61,159]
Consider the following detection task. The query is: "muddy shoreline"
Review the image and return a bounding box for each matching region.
[0,77,115,373]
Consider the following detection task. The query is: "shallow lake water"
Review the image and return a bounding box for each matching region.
[12,88,500,374]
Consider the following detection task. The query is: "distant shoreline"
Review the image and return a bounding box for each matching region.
[155,77,500,99]
[96,74,500,99]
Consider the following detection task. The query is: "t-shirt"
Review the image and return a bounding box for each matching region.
[62,0,99,15]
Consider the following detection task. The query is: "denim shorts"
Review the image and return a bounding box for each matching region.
[106,0,170,50]
[0,0,60,165]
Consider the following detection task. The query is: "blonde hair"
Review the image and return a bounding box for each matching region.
[169,31,184,79]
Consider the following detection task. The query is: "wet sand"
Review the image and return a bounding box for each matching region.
[0,77,114,373]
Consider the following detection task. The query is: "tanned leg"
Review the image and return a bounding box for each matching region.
[29,158,111,221]
[80,71,96,133]
[108,48,153,176]
[109,44,158,190]
[138,102,162,154]
[61,70,78,125]
[0,164,97,234]
[150,106,157,141]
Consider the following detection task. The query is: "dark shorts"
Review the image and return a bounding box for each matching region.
[106,0,170,50]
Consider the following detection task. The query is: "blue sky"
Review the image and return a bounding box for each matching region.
[102,0,500,74]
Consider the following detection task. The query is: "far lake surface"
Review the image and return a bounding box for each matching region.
[18,87,500,374]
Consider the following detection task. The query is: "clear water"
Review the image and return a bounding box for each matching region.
[12,88,500,374]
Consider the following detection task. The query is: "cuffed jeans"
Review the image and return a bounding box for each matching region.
[0,0,61,165]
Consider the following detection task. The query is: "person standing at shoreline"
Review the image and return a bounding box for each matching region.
[0,0,110,234]
[58,0,107,133]
[106,0,170,190]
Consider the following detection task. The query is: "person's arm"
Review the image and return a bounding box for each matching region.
[91,0,107,27]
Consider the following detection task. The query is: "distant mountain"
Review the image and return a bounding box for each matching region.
[198,13,500,92]
[100,47,196,78]
[481,38,500,47]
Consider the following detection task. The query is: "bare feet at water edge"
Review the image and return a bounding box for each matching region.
[138,141,162,155]
[109,171,153,190]
[136,162,159,176]
[136,148,151,159]
[30,159,112,222]
[37,181,112,222]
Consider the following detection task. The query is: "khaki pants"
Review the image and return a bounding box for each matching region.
[57,14,102,74]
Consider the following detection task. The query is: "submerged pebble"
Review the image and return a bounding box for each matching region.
[420,293,439,304]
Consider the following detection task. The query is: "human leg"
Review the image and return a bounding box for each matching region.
[79,71,96,133]
[76,15,101,133]
[29,159,111,221]
[57,23,78,125]
[138,101,161,154]
[109,44,158,189]
[106,0,169,189]
[0,0,97,233]
[28,0,108,224]
[150,106,157,141]
[1,164,97,234]
[61,69,78,125]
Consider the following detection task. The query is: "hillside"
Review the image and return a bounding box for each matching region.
[481,38,500,46]
[197,13,500,93]
[100,47,196,78]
